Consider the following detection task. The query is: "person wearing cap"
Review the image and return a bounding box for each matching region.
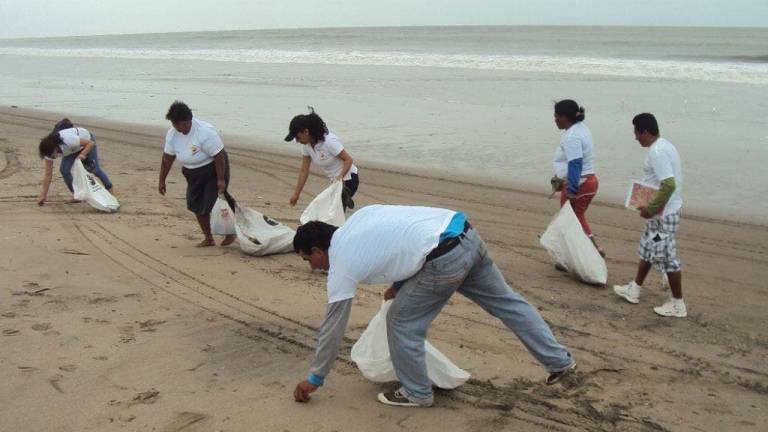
[158,101,236,248]
[551,99,604,258]
[37,122,115,206]
[291,205,576,407]
[284,110,359,210]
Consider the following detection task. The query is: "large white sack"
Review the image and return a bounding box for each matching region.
[539,203,607,285]
[71,159,120,213]
[235,206,295,256]
[351,301,471,389]
[299,181,345,227]
[210,197,236,235]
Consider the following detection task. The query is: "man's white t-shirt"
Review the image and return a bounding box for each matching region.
[163,119,224,169]
[552,122,596,179]
[326,205,457,303]
[642,137,683,217]
[301,132,358,181]
[45,127,92,160]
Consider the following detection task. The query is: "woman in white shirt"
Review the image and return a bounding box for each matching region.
[551,99,603,256]
[158,101,236,248]
[37,120,114,206]
[284,110,359,211]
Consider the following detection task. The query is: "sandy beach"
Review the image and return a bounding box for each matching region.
[1,106,766,431]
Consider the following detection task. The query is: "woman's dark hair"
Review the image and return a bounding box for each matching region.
[165,101,193,123]
[285,108,328,144]
[554,99,585,123]
[632,113,659,136]
[293,221,338,255]
[38,132,62,159]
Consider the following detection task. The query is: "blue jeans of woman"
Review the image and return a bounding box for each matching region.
[60,143,112,192]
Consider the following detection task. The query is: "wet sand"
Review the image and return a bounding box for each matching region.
[0,106,766,431]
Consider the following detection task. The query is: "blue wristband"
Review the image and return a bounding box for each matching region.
[307,373,325,387]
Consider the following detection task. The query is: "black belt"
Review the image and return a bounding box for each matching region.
[425,221,471,262]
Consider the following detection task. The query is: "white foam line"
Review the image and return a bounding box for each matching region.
[1,47,766,85]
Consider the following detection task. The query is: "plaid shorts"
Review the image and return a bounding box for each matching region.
[638,210,682,273]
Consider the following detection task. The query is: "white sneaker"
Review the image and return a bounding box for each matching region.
[653,299,687,318]
[613,281,641,304]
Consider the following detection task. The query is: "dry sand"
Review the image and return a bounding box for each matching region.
[0,106,766,432]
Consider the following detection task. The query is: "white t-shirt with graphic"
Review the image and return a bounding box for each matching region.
[301,132,358,181]
[642,137,683,217]
[45,127,91,160]
[326,205,457,303]
[163,119,224,169]
[552,122,596,179]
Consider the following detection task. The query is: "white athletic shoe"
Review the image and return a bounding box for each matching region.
[613,281,641,304]
[653,299,687,318]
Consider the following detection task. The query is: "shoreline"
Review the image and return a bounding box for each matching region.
[4,105,763,228]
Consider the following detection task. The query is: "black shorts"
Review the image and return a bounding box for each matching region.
[181,150,233,215]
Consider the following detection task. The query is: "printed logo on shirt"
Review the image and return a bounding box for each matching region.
[318,151,328,160]
[190,145,200,155]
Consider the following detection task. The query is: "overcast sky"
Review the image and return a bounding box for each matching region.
[1,0,767,39]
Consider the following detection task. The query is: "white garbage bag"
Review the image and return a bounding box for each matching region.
[539,203,607,285]
[351,301,471,389]
[210,197,236,235]
[299,181,345,227]
[71,159,120,213]
[234,206,295,256]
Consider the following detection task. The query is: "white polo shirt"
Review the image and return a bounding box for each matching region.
[643,137,683,216]
[163,119,224,169]
[552,122,596,179]
[45,127,91,160]
[301,132,358,181]
[326,205,457,303]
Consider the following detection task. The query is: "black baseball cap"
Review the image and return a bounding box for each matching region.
[284,114,307,142]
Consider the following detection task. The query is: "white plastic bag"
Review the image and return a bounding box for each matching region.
[539,203,607,285]
[210,197,236,235]
[234,206,295,256]
[299,181,345,227]
[351,301,471,389]
[71,159,120,213]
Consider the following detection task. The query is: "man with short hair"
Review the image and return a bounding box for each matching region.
[614,113,687,317]
[292,204,576,407]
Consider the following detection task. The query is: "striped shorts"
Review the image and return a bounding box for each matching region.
[638,210,682,273]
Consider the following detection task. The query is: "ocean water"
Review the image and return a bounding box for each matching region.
[1,26,767,222]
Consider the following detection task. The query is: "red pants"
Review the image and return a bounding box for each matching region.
[560,175,598,236]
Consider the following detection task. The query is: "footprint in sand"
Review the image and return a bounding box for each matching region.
[3,329,20,336]
[119,335,136,344]
[131,389,160,405]
[59,364,77,372]
[138,319,166,332]
[48,374,65,393]
[32,323,52,331]
[88,296,117,305]
[160,412,209,432]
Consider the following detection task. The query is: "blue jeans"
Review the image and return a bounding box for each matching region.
[386,227,573,403]
[60,143,112,192]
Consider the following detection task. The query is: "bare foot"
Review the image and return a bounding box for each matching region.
[220,234,236,246]
[108,188,117,196]
[195,238,215,248]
